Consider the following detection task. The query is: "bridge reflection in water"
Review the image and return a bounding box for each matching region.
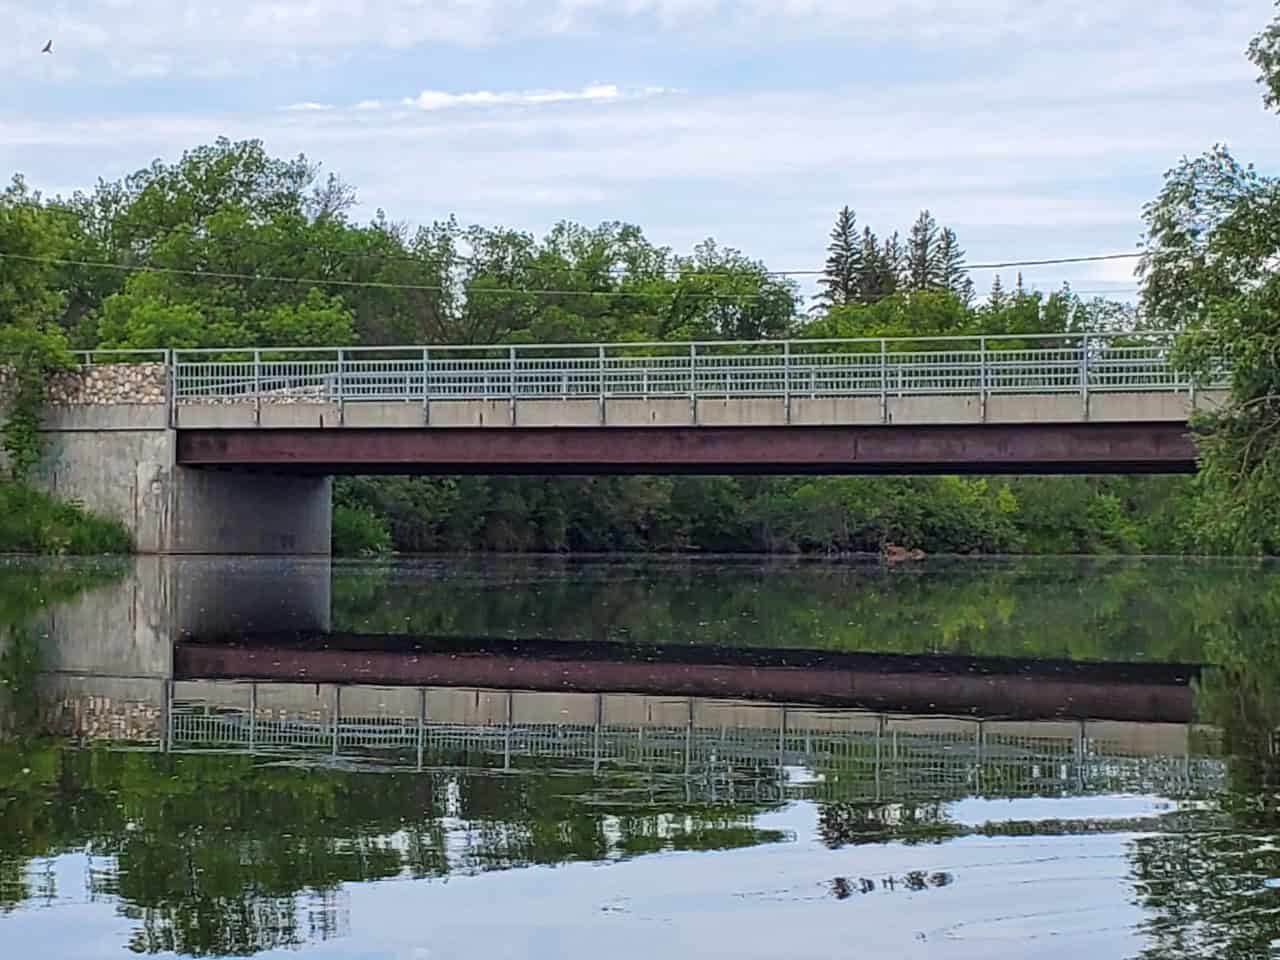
[86,680,1218,807]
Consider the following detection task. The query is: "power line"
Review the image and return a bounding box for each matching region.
[962,252,1142,271]
[0,252,783,303]
[0,249,1147,303]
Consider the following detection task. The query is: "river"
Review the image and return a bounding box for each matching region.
[0,555,1276,959]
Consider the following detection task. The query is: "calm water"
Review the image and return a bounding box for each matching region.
[1,556,1278,959]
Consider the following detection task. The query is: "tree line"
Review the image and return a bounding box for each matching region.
[815,206,973,309]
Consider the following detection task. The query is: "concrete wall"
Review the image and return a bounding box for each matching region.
[30,406,332,555]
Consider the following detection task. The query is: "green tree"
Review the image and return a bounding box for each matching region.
[937,227,973,304]
[816,205,861,310]
[1142,8,1280,553]
[905,210,942,291]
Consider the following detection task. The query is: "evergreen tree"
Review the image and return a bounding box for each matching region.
[1014,272,1026,297]
[988,274,1007,309]
[816,205,861,309]
[905,210,942,290]
[879,232,904,299]
[937,227,973,304]
[854,227,882,304]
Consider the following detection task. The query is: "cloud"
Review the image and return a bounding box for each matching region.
[401,84,626,111]
[0,0,1267,81]
[281,102,335,112]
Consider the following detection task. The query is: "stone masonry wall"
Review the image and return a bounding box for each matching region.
[0,362,168,407]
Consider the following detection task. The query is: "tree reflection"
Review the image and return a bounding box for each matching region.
[0,746,781,955]
[1132,587,1280,960]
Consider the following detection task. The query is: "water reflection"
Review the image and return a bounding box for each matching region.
[1,557,1279,959]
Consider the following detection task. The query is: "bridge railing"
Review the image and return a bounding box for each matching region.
[169,332,1207,404]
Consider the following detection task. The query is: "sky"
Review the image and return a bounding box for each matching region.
[3,0,1279,301]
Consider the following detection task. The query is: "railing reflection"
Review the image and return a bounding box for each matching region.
[149,682,1225,805]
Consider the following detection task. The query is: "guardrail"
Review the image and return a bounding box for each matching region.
[171,332,1213,405]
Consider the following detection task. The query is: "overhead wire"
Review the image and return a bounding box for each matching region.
[0,249,1147,303]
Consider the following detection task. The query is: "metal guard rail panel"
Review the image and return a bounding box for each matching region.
[169,332,1220,403]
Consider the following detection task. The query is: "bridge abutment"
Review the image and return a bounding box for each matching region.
[33,406,331,556]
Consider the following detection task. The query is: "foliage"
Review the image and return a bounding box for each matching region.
[331,496,393,558]
[0,177,78,478]
[0,481,131,555]
[1140,10,1280,553]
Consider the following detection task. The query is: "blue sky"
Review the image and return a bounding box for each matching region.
[4,0,1278,300]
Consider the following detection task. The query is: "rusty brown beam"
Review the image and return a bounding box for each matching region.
[176,422,1198,475]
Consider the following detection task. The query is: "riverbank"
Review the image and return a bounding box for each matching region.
[0,482,131,556]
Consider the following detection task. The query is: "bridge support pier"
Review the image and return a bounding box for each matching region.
[32,407,331,556]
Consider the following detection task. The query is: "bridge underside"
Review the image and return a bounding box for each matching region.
[176,421,1199,475]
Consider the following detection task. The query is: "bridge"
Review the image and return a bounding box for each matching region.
[15,331,1226,553]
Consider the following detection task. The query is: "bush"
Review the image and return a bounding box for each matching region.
[332,504,393,557]
[0,482,131,555]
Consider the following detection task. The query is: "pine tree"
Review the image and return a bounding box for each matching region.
[988,274,1006,309]
[816,205,860,309]
[1014,272,1025,297]
[855,226,882,303]
[937,227,973,304]
[879,232,904,299]
[905,210,942,290]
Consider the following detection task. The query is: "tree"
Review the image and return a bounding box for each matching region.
[816,206,861,310]
[988,274,1006,309]
[905,210,942,291]
[880,233,904,299]
[937,228,973,304]
[0,177,76,478]
[1140,8,1280,552]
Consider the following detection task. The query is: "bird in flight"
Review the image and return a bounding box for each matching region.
[41,40,52,54]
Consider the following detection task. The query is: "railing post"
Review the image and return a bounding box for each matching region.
[1080,333,1090,421]
[598,344,607,426]
[879,339,888,423]
[689,343,698,425]
[422,348,431,425]
[331,685,341,757]
[336,349,346,427]
[416,687,426,772]
[979,337,988,423]
[783,340,792,424]
[253,349,262,426]
[166,349,176,430]
[509,345,518,427]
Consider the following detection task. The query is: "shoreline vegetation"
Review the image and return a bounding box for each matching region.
[0,481,130,556]
[329,474,1200,559]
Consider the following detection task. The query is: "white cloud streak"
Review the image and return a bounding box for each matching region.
[400,84,630,111]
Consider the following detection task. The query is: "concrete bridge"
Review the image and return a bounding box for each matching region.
[17,332,1225,554]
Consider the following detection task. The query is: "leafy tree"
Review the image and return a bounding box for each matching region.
[1142,8,1280,553]
[816,205,861,309]
[0,177,77,478]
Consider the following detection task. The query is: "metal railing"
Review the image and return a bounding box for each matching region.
[170,332,1215,406]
